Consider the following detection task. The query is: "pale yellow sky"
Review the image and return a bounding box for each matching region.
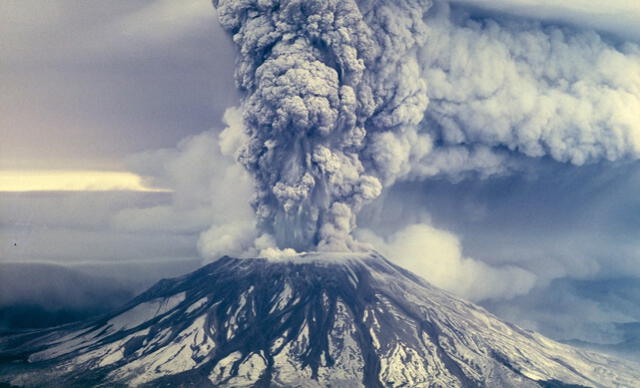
[0,170,170,192]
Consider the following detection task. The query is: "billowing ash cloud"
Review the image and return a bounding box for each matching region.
[214,0,385,251]
[214,0,640,252]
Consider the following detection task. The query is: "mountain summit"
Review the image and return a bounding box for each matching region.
[1,252,638,387]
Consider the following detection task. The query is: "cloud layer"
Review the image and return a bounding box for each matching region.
[450,0,640,41]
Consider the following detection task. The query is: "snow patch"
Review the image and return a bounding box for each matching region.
[270,281,294,313]
[186,296,208,314]
[106,292,186,333]
[209,351,242,385]
[226,352,267,387]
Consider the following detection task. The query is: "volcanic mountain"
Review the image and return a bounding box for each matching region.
[1,252,638,387]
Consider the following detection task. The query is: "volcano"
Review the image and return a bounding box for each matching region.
[1,252,638,387]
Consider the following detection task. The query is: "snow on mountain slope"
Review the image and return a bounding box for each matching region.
[1,252,638,387]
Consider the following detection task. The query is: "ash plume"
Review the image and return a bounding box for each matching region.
[213,0,640,252]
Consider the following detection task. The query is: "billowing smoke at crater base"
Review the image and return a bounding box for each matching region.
[212,0,640,252]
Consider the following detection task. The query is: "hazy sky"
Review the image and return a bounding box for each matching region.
[1,0,239,170]
[2,0,640,352]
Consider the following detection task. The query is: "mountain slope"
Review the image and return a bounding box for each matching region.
[1,252,638,387]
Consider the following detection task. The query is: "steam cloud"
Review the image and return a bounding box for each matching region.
[213,0,640,252]
[357,224,536,301]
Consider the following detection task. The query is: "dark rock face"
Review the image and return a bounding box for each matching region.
[1,252,638,387]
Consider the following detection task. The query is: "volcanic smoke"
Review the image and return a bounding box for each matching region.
[212,0,640,253]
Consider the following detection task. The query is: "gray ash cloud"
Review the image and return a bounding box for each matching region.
[213,0,640,252]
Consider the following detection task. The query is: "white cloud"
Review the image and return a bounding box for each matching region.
[358,224,536,301]
[114,106,285,262]
[116,107,256,239]
[197,221,258,260]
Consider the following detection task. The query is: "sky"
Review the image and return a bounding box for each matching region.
[0,0,239,170]
[1,0,640,357]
